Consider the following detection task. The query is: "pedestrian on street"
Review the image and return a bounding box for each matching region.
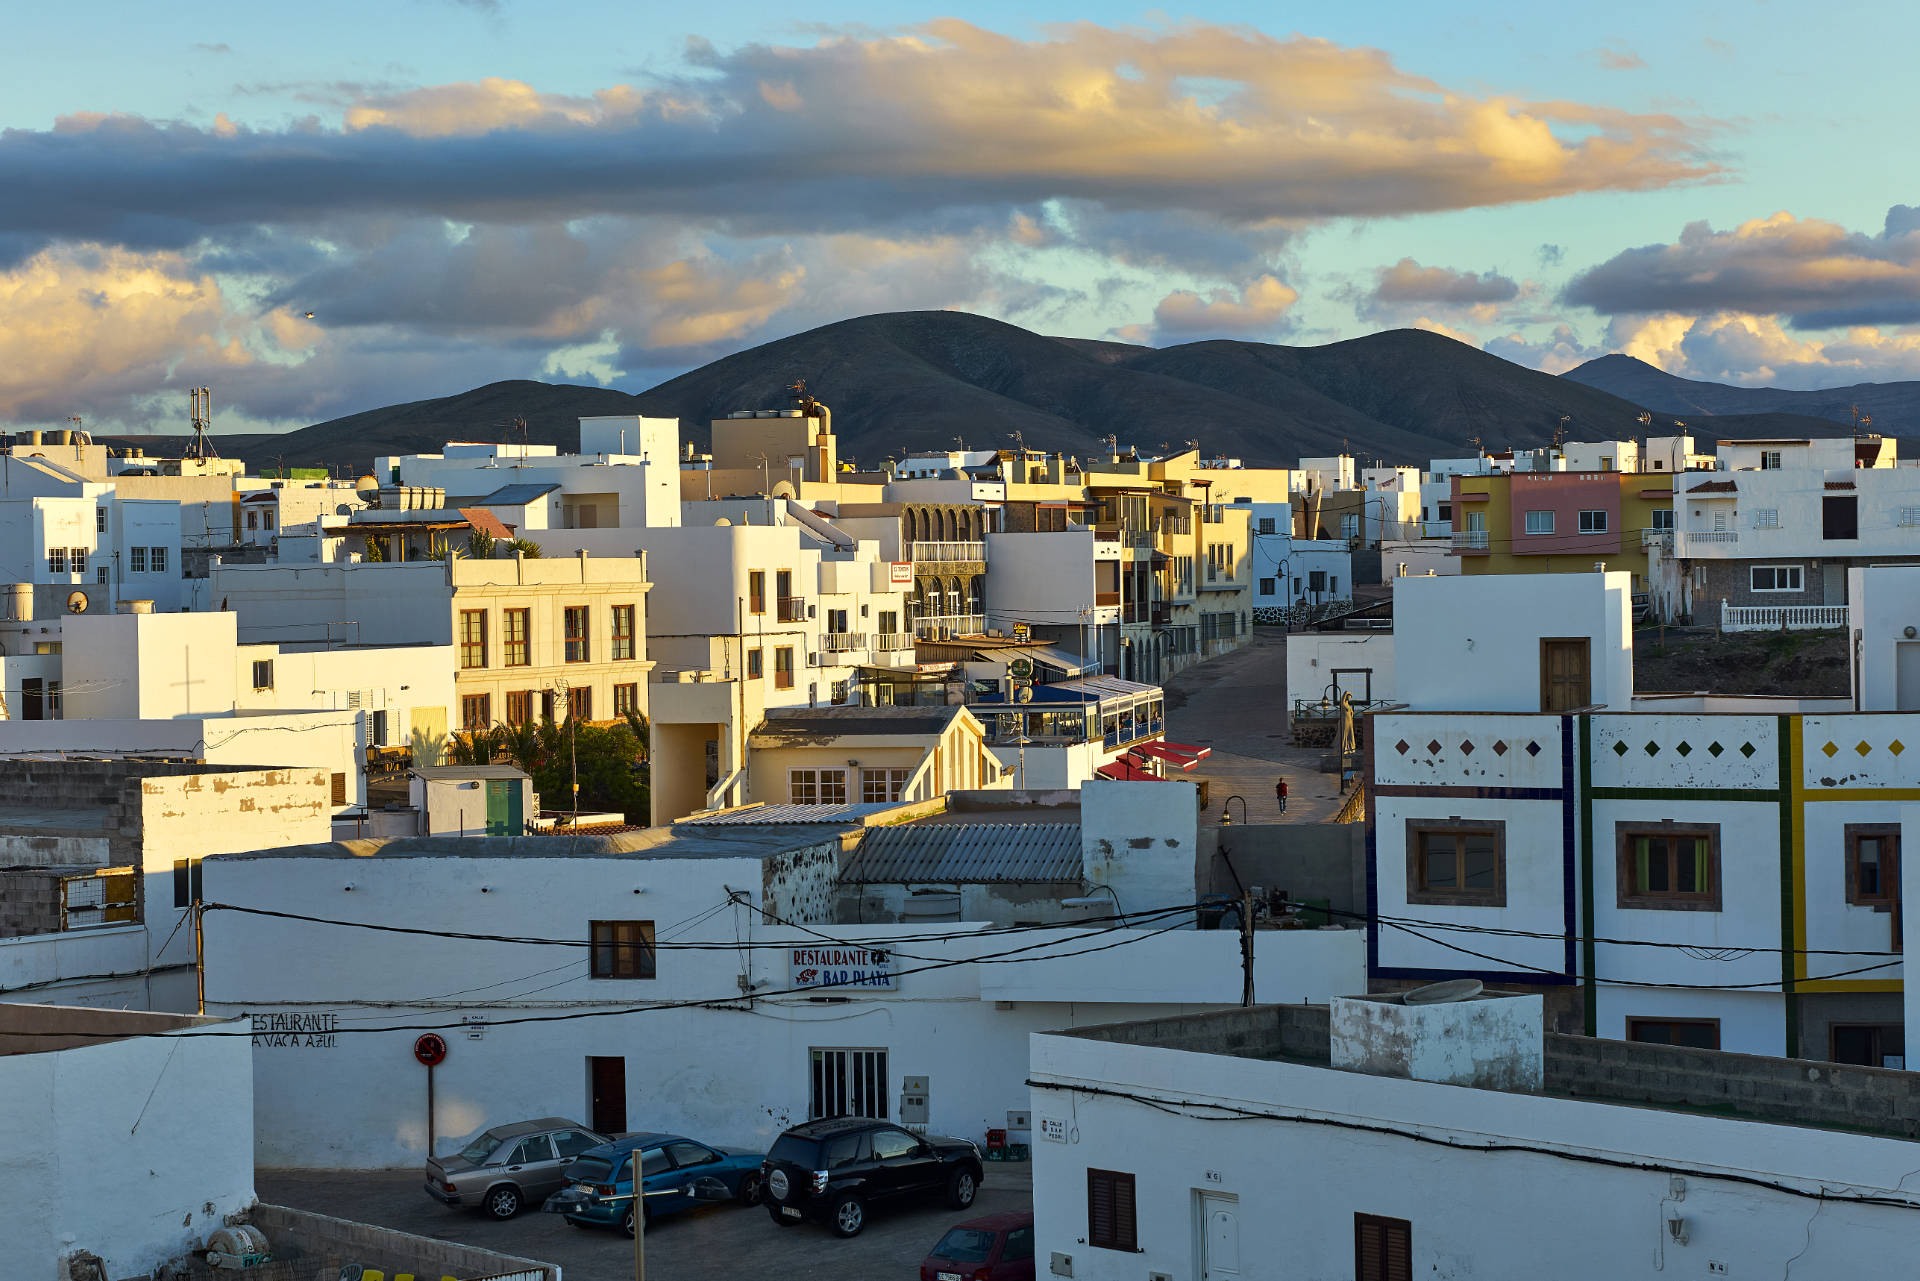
[1275,777,1289,813]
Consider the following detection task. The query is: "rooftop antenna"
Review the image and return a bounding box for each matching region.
[1554,415,1569,448]
[185,387,220,460]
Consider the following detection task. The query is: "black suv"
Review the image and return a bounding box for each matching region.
[761,1117,983,1238]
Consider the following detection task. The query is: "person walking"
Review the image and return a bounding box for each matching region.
[1275,777,1289,814]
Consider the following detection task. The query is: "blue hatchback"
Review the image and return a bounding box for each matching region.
[552,1133,765,1236]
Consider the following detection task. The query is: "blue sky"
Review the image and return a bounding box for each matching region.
[4,1,1918,433]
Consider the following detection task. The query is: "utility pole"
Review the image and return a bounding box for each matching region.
[1239,887,1255,1007]
[632,1156,647,1281]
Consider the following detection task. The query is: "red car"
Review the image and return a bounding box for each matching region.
[919,1210,1036,1281]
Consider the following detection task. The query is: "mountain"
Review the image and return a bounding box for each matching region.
[93,312,1909,476]
[1564,354,1920,433]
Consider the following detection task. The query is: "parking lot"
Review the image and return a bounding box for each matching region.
[260,1160,1033,1280]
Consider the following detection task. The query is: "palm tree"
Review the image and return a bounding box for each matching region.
[506,538,542,559]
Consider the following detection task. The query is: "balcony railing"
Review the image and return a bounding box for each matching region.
[1641,528,1674,550]
[776,596,809,622]
[1688,530,1739,546]
[1452,530,1489,551]
[913,613,984,639]
[1721,601,1847,633]
[874,632,914,652]
[1125,530,1155,548]
[910,540,986,563]
[820,632,867,653]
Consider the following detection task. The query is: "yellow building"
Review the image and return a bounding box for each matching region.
[1452,471,1674,593]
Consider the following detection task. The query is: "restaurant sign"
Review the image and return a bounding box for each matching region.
[788,945,897,992]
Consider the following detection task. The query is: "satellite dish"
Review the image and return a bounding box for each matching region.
[1403,978,1483,1006]
[66,591,89,614]
[1016,686,1033,704]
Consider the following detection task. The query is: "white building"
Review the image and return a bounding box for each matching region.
[1850,564,1920,711]
[1030,1000,1920,1281]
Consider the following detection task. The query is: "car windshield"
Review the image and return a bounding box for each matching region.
[767,1135,821,1167]
[571,1155,613,1183]
[458,1130,504,1164]
[932,1228,998,1263]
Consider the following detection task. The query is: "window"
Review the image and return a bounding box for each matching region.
[1750,565,1803,593]
[1405,820,1505,906]
[831,678,849,704]
[507,1134,554,1165]
[96,566,107,584]
[150,546,166,574]
[1439,502,1452,522]
[1004,1224,1035,1261]
[370,709,388,745]
[1628,1019,1720,1050]
[613,683,639,717]
[590,920,656,979]
[1617,823,1721,910]
[461,693,491,730]
[1751,508,1780,529]
[776,569,793,604]
[172,858,203,908]
[665,1140,720,1168]
[1831,1024,1906,1069]
[459,609,488,669]
[504,608,530,666]
[1354,1213,1411,1281]
[1845,825,1902,953]
[564,606,590,662]
[47,548,66,575]
[862,767,912,803]
[505,690,534,726]
[566,685,592,722]
[1578,510,1608,534]
[611,604,635,661]
[1087,1169,1138,1253]
[1524,510,1554,535]
[746,648,763,679]
[1308,570,1326,593]
[246,511,258,530]
[774,647,794,690]
[1650,508,1675,531]
[826,608,848,634]
[1761,449,1782,469]
[790,768,848,805]
[1258,577,1275,597]
[1329,576,1338,596]
[330,772,348,806]
[1823,495,1858,540]
[871,1129,919,1161]
[129,546,147,573]
[251,659,274,690]
[877,610,898,636]
[748,570,765,615]
[1258,516,1275,534]
[1341,513,1359,539]
[1901,506,1920,528]
[68,548,84,575]
[553,1130,602,1158]
[95,508,107,533]
[809,1047,887,1119]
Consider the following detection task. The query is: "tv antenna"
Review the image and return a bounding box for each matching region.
[185,388,220,460]
[1554,415,1570,448]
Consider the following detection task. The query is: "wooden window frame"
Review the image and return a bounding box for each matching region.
[746,648,763,679]
[613,682,639,717]
[504,690,533,727]
[251,659,275,690]
[774,646,795,690]
[1354,1212,1411,1281]
[748,570,766,615]
[1829,1022,1905,1068]
[504,608,531,667]
[1086,1168,1137,1253]
[1844,823,1902,952]
[611,604,636,662]
[460,692,491,731]
[566,685,592,722]
[459,608,489,669]
[1626,1018,1721,1050]
[589,919,656,980]
[563,605,590,663]
[1404,819,1506,907]
[1616,822,1722,911]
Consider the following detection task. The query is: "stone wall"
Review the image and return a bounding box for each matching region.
[1197,823,1366,915]
[0,869,68,937]
[155,1204,556,1281]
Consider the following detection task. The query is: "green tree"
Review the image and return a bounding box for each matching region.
[446,716,649,822]
[506,537,543,559]
[466,528,497,559]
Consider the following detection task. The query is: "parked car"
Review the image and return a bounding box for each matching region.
[761,1117,983,1238]
[921,1211,1037,1281]
[551,1132,766,1236]
[425,1117,610,1219]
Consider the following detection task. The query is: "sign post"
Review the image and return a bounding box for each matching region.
[414,1033,449,1156]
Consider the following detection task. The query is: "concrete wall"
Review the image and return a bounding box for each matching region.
[1081,778,1199,924]
[0,925,150,1008]
[1394,571,1632,711]
[1197,823,1366,915]
[0,1013,252,1281]
[1285,630,1393,706]
[1851,565,1920,711]
[239,1205,556,1281]
[1331,993,1543,1091]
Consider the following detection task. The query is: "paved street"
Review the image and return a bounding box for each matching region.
[1163,628,1350,824]
[259,1161,1032,1281]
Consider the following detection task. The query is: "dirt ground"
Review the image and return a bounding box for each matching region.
[1632,627,1849,697]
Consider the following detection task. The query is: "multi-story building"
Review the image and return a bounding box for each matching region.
[1450,468,1675,596]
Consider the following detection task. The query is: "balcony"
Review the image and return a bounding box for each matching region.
[1641,528,1674,551]
[874,632,913,652]
[1451,530,1489,552]
[910,540,986,563]
[820,632,868,654]
[913,613,984,639]
[1125,529,1155,549]
[776,596,809,622]
[1721,602,1847,633]
[1688,530,1739,546]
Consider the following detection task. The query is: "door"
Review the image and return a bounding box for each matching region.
[870,1125,930,1198]
[588,1056,627,1135]
[1199,1192,1242,1280]
[1540,639,1591,713]
[1000,1220,1037,1280]
[508,1132,566,1198]
[484,779,521,835]
[1896,642,1920,711]
[1822,562,1844,603]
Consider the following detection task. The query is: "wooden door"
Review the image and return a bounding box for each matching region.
[1540,638,1591,712]
[588,1056,627,1135]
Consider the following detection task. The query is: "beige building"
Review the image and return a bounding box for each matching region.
[744,706,1005,808]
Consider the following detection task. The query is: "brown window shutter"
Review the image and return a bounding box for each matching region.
[1355,1214,1411,1281]
[1386,1221,1411,1281]
[1087,1169,1136,1252]
[330,772,348,806]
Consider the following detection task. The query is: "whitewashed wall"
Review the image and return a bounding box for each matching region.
[1394,572,1633,711]
[1286,631,1394,706]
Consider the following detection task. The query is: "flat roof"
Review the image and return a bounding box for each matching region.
[750,706,960,746]
[216,824,855,863]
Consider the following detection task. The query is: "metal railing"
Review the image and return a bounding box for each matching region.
[1689,530,1739,546]
[909,540,986,562]
[1451,530,1489,551]
[820,632,867,653]
[874,632,913,652]
[912,613,983,639]
[776,596,808,622]
[1720,601,1847,632]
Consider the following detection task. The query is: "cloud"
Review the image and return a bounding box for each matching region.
[1150,274,1298,337]
[1370,258,1519,306]
[1564,206,1920,327]
[1484,322,1610,374]
[1601,311,1920,387]
[1591,46,1647,71]
[192,42,232,54]
[1537,243,1565,267]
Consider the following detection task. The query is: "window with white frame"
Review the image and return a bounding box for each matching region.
[861,767,912,803]
[1900,507,1920,528]
[1751,565,1803,592]
[790,768,848,805]
[1578,510,1608,534]
[1524,510,1554,535]
[150,547,166,574]
[1341,513,1360,539]
[47,548,66,575]
[128,546,147,573]
[1751,508,1780,529]
[1761,450,1782,469]
[1650,509,1675,531]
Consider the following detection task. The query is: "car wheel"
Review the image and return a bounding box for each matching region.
[621,1204,647,1237]
[737,1171,763,1205]
[483,1185,523,1220]
[766,1201,798,1228]
[947,1166,979,1209]
[829,1192,867,1238]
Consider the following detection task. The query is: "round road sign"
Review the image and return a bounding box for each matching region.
[413,1033,449,1067]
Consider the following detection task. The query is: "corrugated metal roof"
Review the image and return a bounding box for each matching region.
[842,823,1082,884]
[687,803,898,826]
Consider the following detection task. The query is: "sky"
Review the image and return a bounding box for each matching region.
[5,0,1920,435]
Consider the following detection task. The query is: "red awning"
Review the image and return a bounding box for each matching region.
[1137,740,1211,768]
[1095,760,1164,781]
